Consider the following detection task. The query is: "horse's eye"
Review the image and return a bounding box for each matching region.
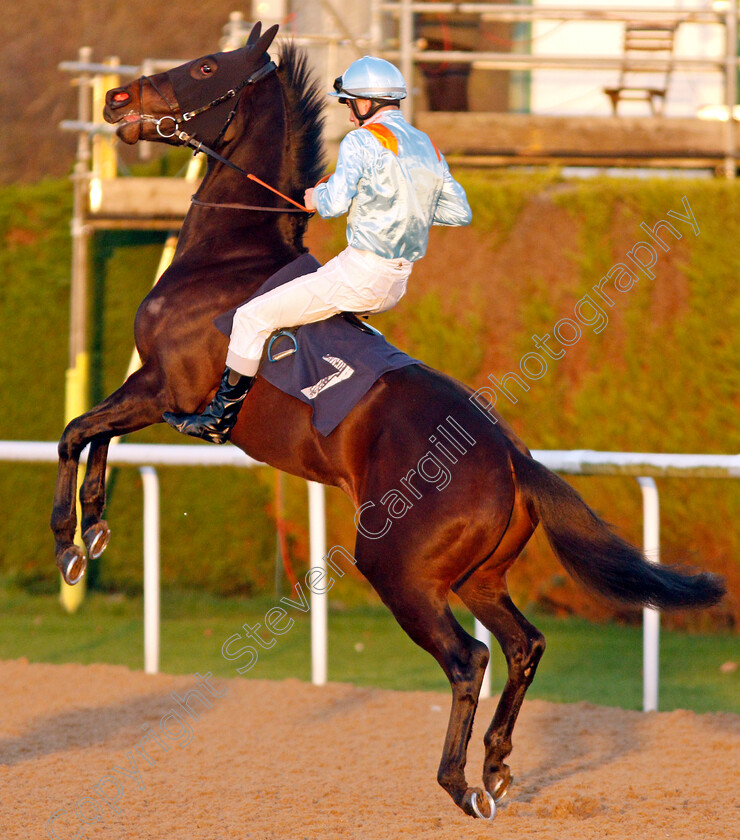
[190,58,218,79]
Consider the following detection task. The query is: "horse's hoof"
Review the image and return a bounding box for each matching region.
[83,521,111,559]
[487,768,513,802]
[469,789,496,821]
[57,546,87,586]
[463,789,496,822]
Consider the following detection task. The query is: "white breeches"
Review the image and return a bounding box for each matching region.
[226,246,413,376]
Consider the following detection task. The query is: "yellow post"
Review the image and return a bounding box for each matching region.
[92,63,119,181]
[60,47,94,614]
[60,351,89,613]
[89,62,119,215]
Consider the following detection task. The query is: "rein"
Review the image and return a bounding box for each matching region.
[181,136,313,214]
[190,196,308,213]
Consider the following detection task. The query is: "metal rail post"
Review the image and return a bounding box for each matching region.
[474,619,492,699]
[140,467,160,675]
[370,0,384,54]
[309,481,328,685]
[638,477,660,712]
[399,0,414,123]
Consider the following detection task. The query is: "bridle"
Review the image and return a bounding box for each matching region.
[139,61,276,139]
[136,61,311,215]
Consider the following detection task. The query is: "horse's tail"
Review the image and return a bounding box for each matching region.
[510,448,725,610]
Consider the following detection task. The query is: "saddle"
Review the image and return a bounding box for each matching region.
[266,313,381,362]
[214,254,418,435]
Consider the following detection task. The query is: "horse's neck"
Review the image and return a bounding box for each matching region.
[189,153,277,218]
[170,194,300,299]
[173,209,297,276]
[194,86,289,211]
[170,81,304,281]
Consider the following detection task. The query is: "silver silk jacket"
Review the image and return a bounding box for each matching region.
[312,110,472,262]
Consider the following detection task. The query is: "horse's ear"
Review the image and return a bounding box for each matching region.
[252,23,279,57]
[246,21,262,46]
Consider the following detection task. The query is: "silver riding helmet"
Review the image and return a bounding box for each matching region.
[329,56,408,102]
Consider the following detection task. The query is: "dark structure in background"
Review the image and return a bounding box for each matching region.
[416,6,519,113]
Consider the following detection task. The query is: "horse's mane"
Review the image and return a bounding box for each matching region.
[276,42,327,203]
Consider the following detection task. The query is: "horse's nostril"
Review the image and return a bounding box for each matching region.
[109,90,131,108]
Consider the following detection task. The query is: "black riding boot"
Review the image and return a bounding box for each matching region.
[163,368,254,444]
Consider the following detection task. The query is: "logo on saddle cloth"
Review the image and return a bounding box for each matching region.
[362,123,441,161]
[300,355,355,400]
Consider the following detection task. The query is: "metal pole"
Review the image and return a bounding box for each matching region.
[319,0,365,56]
[474,619,492,699]
[370,0,383,54]
[309,481,328,685]
[724,0,738,178]
[399,0,414,123]
[140,467,160,675]
[637,477,660,712]
[139,59,155,161]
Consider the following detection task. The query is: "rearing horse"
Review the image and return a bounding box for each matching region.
[51,24,724,819]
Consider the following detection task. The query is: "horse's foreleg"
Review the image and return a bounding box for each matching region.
[456,575,545,803]
[51,366,167,583]
[51,426,88,584]
[80,436,113,559]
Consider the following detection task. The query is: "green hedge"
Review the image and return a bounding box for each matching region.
[1,173,738,627]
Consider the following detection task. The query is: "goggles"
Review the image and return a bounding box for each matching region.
[333,75,349,105]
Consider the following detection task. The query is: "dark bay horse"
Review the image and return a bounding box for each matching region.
[51,23,725,819]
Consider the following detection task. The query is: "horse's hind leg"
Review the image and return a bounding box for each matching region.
[452,476,545,802]
[455,569,545,803]
[355,537,491,818]
[51,366,166,582]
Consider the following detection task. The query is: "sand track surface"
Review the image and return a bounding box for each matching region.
[1,659,737,839]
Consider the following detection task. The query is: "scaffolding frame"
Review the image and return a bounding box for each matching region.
[378,1,738,177]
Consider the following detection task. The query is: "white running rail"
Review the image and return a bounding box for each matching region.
[1,441,737,709]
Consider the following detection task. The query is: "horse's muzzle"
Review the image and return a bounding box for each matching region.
[103,88,141,144]
[103,89,143,144]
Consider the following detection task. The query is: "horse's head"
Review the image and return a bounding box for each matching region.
[104,22,279,148]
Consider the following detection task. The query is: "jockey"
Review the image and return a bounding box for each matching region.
[164,56,472,443]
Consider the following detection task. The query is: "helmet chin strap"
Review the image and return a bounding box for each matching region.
[350,98,396,125]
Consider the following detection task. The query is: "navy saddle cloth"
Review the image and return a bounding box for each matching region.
[214,253,419,436]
